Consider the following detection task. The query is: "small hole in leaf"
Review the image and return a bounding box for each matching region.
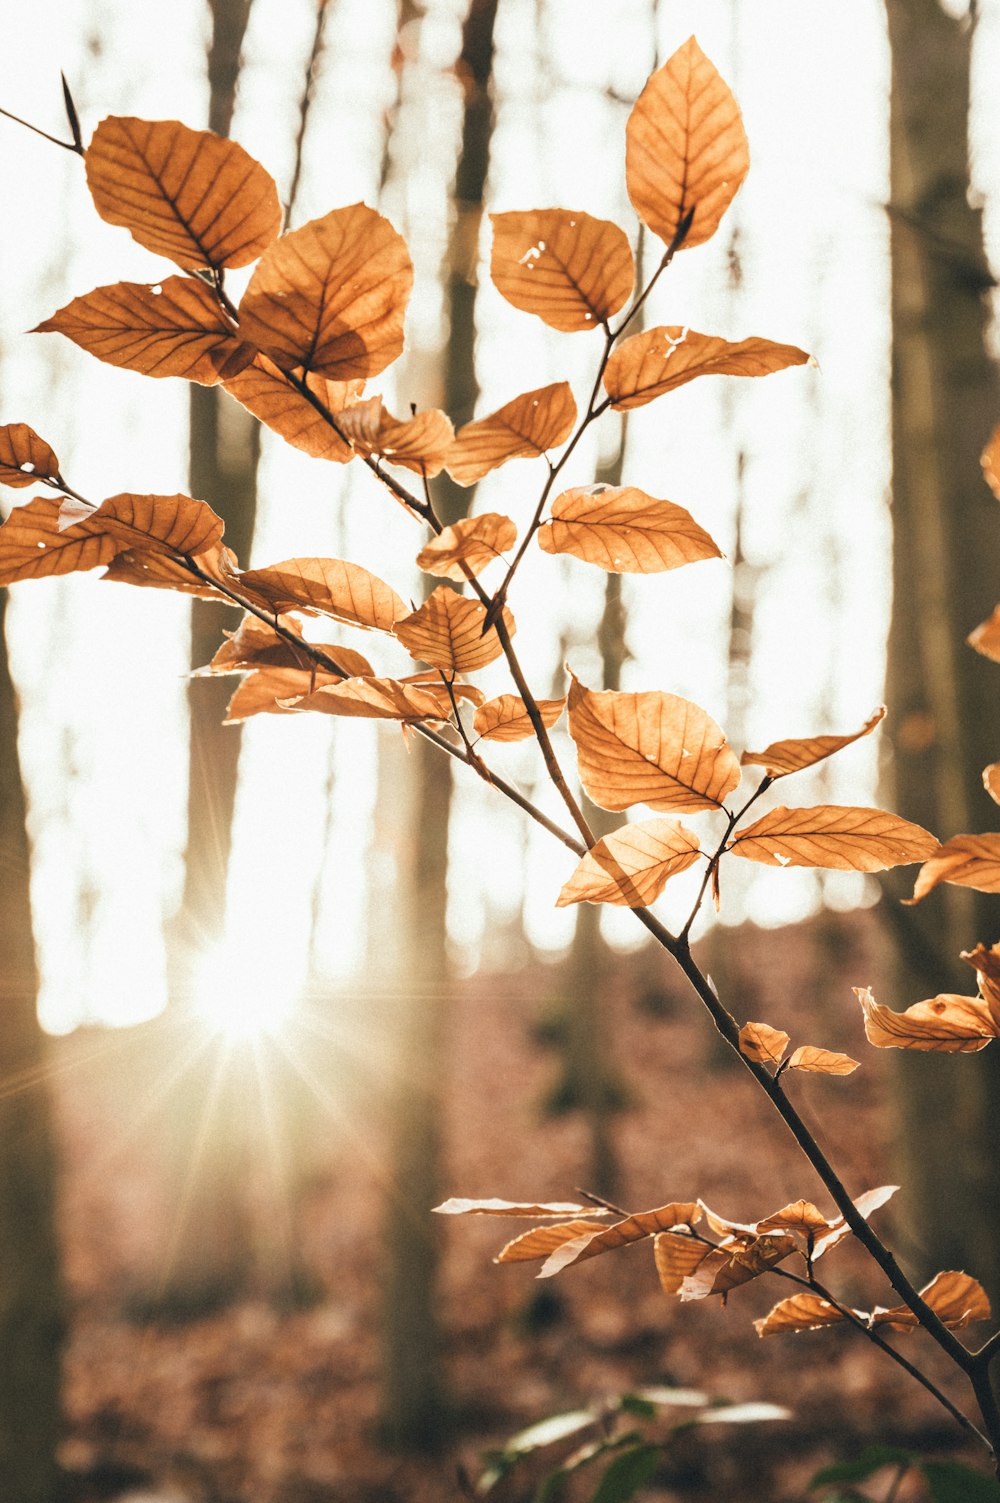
[150,284,163,296]
[19,461,35,473]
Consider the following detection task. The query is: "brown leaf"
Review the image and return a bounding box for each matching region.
[433,1198,604,1218]
[394,587,513,673]
[982,422,1000,501]
[603,326,809,412]
[238,557,406,632]
[856,984,998,1053]
[239,204,412,381]
[960,943,1000,1029]
[282,675,454,722]
[538,1202,703,1277]
[872,1271,991,1331]
[730,805,939,872]
[538,485,722,574]
[0,495,118,585]
[984,763,1000,806]
[568,673,741,813]
[738,1021,789,1066]
[741,707,886,779]
[625,36,749,251]
[473,694,565,743]
[679,1233,797,1301]
[495,1220,610,1264]
[557,819,701,908]
[201,614,373,677]
[86,116,281,271]
[489,208,634,332]
[335,396,454,476]
[755,1293,849,1338]
[0,424,60,488]
[755,1200,834,1235]
[906,834,1000,903]
[653,1231,712,1295]
[35,278,254,384]
[102,546,234,600]
[968,606,1000,664]
[222,353,362,462]
[225,665,341,722]
[811,1185,899,1260]
[399,670,485,709]
[786,1046,859,1076]
[416,514,517,581]
[444,382,577,487]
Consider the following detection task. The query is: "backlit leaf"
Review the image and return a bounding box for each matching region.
[444,382,577,487]
[35,278,254,384]
[982,423,1000,501]
[489,208,633,332]
[225,665,340,723]
[872,1270,991,1331]
[222,353,362,462]
[603,326,809,412]
[538,485,722,574]
[856,984,998,1053]
[755,1293,849,1338]
[969,606,1000,663]
[906,834,1000,902]
[238,557,405,632]
[730,805,939,872]
[625,36,749,251]
[738,1021,789,1065]
[282,675,453,722]
[755,1200,834,1234]
[984,763,1000,806]
[556,819,701,908]
[102,545,234,600]
[538,1202,702,1277]
[495,1220,609,1264]
[86,115,281,270]
[811,1186,899,1260]
[567,673,741,813]
[679,1233,796,1301]
[473,694,565,743]
[0,495,118,585]
[653,1232,712,1295]
[394,587,512,672]
[961,942,1000,1028]
[202,614,373,678]
[416,513,517,581]
[0,424,60,488]
[787,1046,859,1076]
[741,707,886,779]
[239,203,412,381]
[74,491,226,557]
[335,396,454,476]
[433,1198,604,1217]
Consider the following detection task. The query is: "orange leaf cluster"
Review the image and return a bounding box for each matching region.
[737,1020,858,1075]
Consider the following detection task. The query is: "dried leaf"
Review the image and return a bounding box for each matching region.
[872,1271,991,1331]
[567,673,741,813]
[755,1293,849,1338]
[225,665,340,722]
[730,805,939,872]
[102,546,234,600]
[538,485,722,574]
[495,1220,610,1264]
[969,606,1000,663]
[282,675,453,722]
[811,1186,899,1260]
[433,1198,603,1218]
[335,396,454,476]
[653,1232,712,1295]
[679,1233,797,1301]
[35,278,254,384]
[239,203,412,381]
[906,834,1000,903]
[473,694,565,743]
[489,208,634,332]
[604,326,809,412]
[538,1202,703,1278]
[222,353,362,462]
[625,36,749,251]
[856,984,998,1054]
[786,1047,860,1076]
[984,763,1000,806]
[741,707,886,779]
[0,495,118,585]
[202,614,373,678]
[394,587,513,673]
[86,115,281,270]
[960,943,1000,1029]
[738,1021,789,1066]
[755,1200,833,1235]
[557,819,701,908]
[0,424,60,488]
[982,423,1000,502]
[444,382,577,487]
[416,513,517,581]
[238,557,405,632]
[399,670,485,708]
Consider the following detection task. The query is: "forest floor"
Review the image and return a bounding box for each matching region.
[50,907,992,1503]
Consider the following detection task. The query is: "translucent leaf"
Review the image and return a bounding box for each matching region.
[0,495,118,585]
[35,278,254,384]
[737,1021,789,1065]
[335,396,454,476]
[653,1231,711,1294]
[489,208,633,331]
[906,834,1000,902]
[239,203,412,381]
[811,1186,899,1260]
[416,514,517,581]
[984,763,1000,806]
[872,1270,991,1331]
[730,805,939,872]
[741,707,885,779]
[225,665,341,723]
[960,942,1000,1028]
[538,1202,702,1277]
[755,1200,833,1234]
[432,1198,604,1217]
[444,382,576,487]
[0,424,60,488]
[102,545,235,600]
[222,353,362,462]
[495,1220,609,1263]
[394,587,513,673]
[473,694,565,743]
[786,1047,859,1076]
[679,1233,796,1301]
[85,115,281,271]
[968,605,1000,663]
[625,36,749,250]
[567,672,741,813]
[856,984,998,1053]
[281,675,453,722]
[556,819,701,908]
[538,485,722,574]
[604,326,809,412]
[238,557,406,632]
[200,614,372,677]
[755,1293,849,1338]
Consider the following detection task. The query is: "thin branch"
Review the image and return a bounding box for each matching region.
[0,101,83,155]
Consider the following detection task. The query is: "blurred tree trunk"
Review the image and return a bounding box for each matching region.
[379,0,499,1452]
[0,593,63,1501]
[885,0,1000,1292]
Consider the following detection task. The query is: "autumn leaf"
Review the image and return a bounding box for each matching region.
[679,1233,797,1301]
[556,819,701,908]
[489,208,634,331]
[335,396,454,476]
[238,557,406,632]
[538,1202,703,1278]
[537,485,722,574]
[225,665,341,723]
[786,1046,859,1076]
[603,326,809,412]
[394,587,513,673]
[982,422,1000,502]
[984,764,1000,806]
[729,805,939,872]
[86,116,281,270]
[968,606,1000,663]
[444,382,577,487]
[400,670,484,709]
[856,984,999,1053]
[625,36,749,252]
[960,942,1000,1028]
[567,673,741,813]
[653,1232,712,1295]
[872,1271,991,1331]
[811,1185,898,1260]
[906,834,1000,902]
[222,353,362,462]
[281,675,454,722]
[0,424,60,488]
[741,707,886,779]
[433,1198,605,1218]
[495,1221,611,1264]
[200,614,373,678]
[473,694,565,743]
[755,1293,850,1338]
[239,203,412,381]
[102,546,235,600]
[0,495,118,585]
[755,1200,834,1235]
[35,278,254,384]
[737,1021,789,1066]
[416,514,517,581]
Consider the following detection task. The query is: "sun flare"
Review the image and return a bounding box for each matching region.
[191,946,297,1043]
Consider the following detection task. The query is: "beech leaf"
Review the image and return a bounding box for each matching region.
[755,1200,833,1235]
[737,1021,789,1066]
[444,382,577,487]
[394,587,513,673]
[872,1271,991,1331]
[755,1293,849,1338]
[786,1046,859,1076]
[811,1186,899,1260]
[102,544,235,600]
[730,805,940,872]
[281,675,454,722]
[961,943,1000,1029]
[538,1202,703,1278]
[222,353,362,462]
[603,326,809,412]
[557,819,701,908]
[225,665,341,723]
[538,485,722,574]
[968,606,1000,663]
[984,764,1000,806]
[495,1220,610,1264]
[567,672,741,813]
[416,514,517,581]
[335,396,454,476]
[433,1198,604,1218]
[489,208,634,332]
[238,557,406,632]
[0,495,118,585]
[653,1231,712,1295]
[0,424,60,488]
[679,1233,797,1301]
[741,707,886,779]
[856,984,999,1054]
[906,834,1000,903]
[86,116,281,271]
[201,615,372,679]
[473,694,565,743]
[625,36,749,251]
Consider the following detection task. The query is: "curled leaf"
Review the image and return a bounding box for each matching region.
[653,1231,712,1295]
[755,1200,833,1235]
[495,1220,609,1264]
[0,424,60,488]
[856,984,998,1053]
[102,546,234,600]
[741,707,885,779]
[225,665,340,722]
[538,486,722,574]
[432,1198,604,1218]
[538,1202,702,1278]
[679,1233,796,1301]
[960,942,1000,1028]
[444,382,576,487]
[603,326,809,412]
[730,805,939,872]
[201,614,373,678]
[811,1186,899,1260]
[872,1270,991,1331]
[968,605,1000,663]
[238,557,406,632]
[282,675,454,722]
[556,819,701,908]
[906,834,1000,903]
[984,763,1000,806]
[738,1021,789,1066]
[473,694,565,744]
[222,353,362,462]
[755,1293,850,1338]
[335,396,454,476]
[786,1046,859,1076]
[489,208,633,331]
[394,587,513,673]
[416,514,517,581]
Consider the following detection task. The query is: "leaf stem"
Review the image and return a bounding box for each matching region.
[0,102,84,156]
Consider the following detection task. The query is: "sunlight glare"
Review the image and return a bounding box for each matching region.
[192,945,297,1044]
